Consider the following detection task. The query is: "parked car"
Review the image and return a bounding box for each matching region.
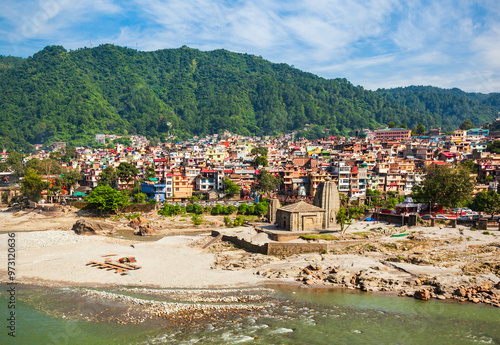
[458,215,471,221]
[433,214,448,219]
[420,214,432,220]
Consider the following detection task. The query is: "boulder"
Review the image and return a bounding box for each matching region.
[454,288,467,297]
[72,219,116,235]
[134,224,156,236]
[129,216,148,229]
[414,288,431,301]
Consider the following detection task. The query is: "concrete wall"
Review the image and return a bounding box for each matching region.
[211,230,268,254]
[213,230,368,256]
[376,213,412,226]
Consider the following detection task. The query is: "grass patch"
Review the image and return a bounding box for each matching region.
[482,231,491,235]
[352,231,372,238]
[300,234,339,241]
[178,218,186,221]
[124,213,141,220]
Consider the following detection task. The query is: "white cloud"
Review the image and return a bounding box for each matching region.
[0,0,499,92]
[2,0,121,42]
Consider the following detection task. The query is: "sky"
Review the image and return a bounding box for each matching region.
[0,0,499,93]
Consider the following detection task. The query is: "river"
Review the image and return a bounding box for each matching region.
[1,284,498,344]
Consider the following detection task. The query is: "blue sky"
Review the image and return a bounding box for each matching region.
[1,0,499,93]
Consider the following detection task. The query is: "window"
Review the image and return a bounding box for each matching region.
[175,188,179,191]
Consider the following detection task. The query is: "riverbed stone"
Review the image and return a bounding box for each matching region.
[72,219,116,235]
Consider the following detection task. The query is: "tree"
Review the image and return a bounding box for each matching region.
[460,119,474,130]
[116,162,139,186]
[7,152,23,175]
[366,188,382,207]
[256,170,281,193]
[60,169,81,190]
[64,146,77,159]
[223,177,240,196]
[252,146,269,167]
[254,156,269,167]
[412,164,475,208]
[336,205,365,235]
[21,168,49,201]
[387,121,395,128]
[486,140,500,154]
[336,207,350,235]
[471,191,500,218]
[85,185,130,213]
[416,123,425,135]
[144,164,156,180]
[460,160,476,173]
[254,202,268,216]
[98,166,117,187]
[27,158,62,176]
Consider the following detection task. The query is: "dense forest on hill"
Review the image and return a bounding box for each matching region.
[375,86,500,131]
[0,44,498,151]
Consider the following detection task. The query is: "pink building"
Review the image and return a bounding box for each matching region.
[374,128,411,141]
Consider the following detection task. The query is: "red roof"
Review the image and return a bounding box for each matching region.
[201,170,216,173]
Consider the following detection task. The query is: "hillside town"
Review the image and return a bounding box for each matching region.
[1,123,500,209]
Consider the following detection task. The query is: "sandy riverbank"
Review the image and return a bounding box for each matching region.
[0,230,260,288]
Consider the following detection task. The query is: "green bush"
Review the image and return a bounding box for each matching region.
[158,204,186,217]
[211,204,235,215]
[125,213,141,220]
[191,214,204,225]
[238,201,269,216]
[186,203,203,214]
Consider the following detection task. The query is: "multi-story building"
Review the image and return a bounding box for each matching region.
[374,128,411,141]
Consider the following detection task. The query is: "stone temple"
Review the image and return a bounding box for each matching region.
[270,177,340,231]
[312,177,340,229]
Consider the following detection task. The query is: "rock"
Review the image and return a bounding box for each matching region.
[436,295,446,300]
[72,219,116,235]
[454,288,467,297]
[134,224,156,236]
[471,298,480,303]
[129,216,148,229]
[414,289,431,301]
[309,263,321,271]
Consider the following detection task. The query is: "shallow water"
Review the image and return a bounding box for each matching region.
[1,284,499,345]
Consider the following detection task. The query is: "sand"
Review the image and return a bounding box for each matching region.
[0,229,261,288]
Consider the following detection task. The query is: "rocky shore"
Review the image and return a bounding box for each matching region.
[201,224,500,308]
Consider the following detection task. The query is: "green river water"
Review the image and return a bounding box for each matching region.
[1,284,499,345]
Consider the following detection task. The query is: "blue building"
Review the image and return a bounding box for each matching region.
[467,128,489,137]
[141,181,167,202]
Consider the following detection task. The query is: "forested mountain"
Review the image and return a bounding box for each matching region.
[375,86,500,131]
[0,44,498,151]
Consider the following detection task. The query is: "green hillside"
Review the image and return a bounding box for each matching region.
[0,44,498,151]
[375,86,500,131]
